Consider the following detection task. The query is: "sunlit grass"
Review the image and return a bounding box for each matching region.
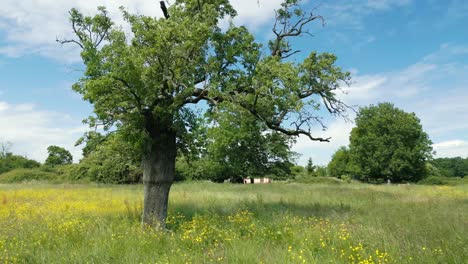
[0,182,466,263]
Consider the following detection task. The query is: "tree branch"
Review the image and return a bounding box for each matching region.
[160,1,170,19]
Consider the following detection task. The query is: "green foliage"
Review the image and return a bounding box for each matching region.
[426,163,442,177]
[44,146,73,166]
[290,165,305,178]
[349,103,433,183]
[306,158,315,175]
[327,146,352,178]
[205,107,296,181]
[175,157,227,182]
[65,0,350,169]
[75,131,106,158]
[76,133,142,184]
[314,166,328,177]
[418,176,448,185]
[0,153,41,174]
[64,0,352,225]
[0,168,58,183]
[431,157,468,178]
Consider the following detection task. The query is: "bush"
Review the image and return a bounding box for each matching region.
[340,174,352,183]
[418,176,448,185]
[0,168,59,183]
[0,154,41,174]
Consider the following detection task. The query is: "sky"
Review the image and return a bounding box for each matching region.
[0,0,467,165]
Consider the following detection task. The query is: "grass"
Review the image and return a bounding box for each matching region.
[0,182,467,263]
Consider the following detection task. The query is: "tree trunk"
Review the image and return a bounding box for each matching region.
[141,129,176,229]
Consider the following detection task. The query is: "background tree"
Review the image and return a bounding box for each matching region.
[349,103,433,183]
[0,141,13,158]
[205,107,295,181]
[0,154,41,174]
[76,133,142,183]
[45,145,73,166]
[431,157,468,178]
[327,146,352,178]
[61,0,351,228]
[306,158,315,175]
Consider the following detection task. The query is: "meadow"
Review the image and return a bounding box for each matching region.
[0,181,467,263]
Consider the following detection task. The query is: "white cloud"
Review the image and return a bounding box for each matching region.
[323,0,412,30]
[0,101,87,163]
[433,140,468,158]
[0,0,283,62]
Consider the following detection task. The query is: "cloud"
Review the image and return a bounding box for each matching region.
[294,43,468,165]
[0,0,283,62]
[433,140,468,158]
[323,0,412,30]
[0,101,87,163]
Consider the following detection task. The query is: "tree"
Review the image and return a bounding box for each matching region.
[77,133,142,183]
[0,153,41,174]
[45,146,73,166]
[206,107,295,181]
[349,103,432,183]
[432,157,468,178]
[75,131,106,158]
[61,0,351,228]
[327,146,352,178]
[306,158,315,175]
[1,141,13,158]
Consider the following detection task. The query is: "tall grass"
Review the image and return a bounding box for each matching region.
[0,182,466,263]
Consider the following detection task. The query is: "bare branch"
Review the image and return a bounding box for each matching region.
[56,37,84,49]
[271,4,324,59]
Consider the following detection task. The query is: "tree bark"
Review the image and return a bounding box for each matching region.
[141,128,176,229]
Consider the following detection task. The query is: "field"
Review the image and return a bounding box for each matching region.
[0,182,467,263]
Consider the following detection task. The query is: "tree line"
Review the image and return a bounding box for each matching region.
[2,103,466,185]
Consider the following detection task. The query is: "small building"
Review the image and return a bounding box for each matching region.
[243,177,272,184]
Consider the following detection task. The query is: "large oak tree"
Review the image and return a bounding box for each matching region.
[349,103,433,183]
[60,0,351,228]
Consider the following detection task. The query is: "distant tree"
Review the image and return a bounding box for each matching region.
[314,166,328,177]
[45,146,73,166]
[306,158,315,175]
[425,163,442,177]
[61,0,351,227]
[0,153,41,174]
[328,146,352,178]
[432,157,468,178]
[206,108,295,181]
[349,103,433,183]
[77,134,142,183]
[290,165,306,178]
[0,141,12,158]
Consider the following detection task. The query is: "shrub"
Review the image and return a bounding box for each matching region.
[0,168,59,183]
[0,154,41,174]
[418,176,448,185]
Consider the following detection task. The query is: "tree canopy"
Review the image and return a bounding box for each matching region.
[431,157,468,178]
[327,146,352,178]
[349,103,433,183]
[61,0,351,228]
[45,145,73,166]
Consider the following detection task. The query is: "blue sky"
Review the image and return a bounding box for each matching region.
[0,0,467,165]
